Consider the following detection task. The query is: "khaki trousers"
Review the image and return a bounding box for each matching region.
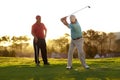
[67,38,87,67]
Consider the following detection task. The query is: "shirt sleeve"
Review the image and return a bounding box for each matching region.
[31,24,35,35]
[68,24,71,29]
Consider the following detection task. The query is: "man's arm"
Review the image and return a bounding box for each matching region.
[60,16,69,27]
[42,23,47,38]
[44,28,47,38]
[31,26,38,43]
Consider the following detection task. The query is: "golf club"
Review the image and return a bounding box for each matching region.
[67,6,90,17]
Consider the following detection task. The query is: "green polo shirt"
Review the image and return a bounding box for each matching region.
[68,21,82,39]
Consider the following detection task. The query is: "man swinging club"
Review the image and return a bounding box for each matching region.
[60,6,90,69]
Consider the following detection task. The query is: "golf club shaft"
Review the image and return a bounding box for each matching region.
[68,6,90,17]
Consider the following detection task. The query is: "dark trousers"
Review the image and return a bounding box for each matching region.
[33,38,48,64]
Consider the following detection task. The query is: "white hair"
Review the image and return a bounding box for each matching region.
[70,15,76,20]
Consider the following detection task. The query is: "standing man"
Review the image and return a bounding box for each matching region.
[60,15,89,69]
[31,15,49,66]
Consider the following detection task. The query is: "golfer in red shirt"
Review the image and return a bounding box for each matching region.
[31,15,49,66]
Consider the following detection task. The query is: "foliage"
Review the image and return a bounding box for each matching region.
[115,39,120,52]
[47,33,70,54]
[0,35,30,57]
[84,42,98,58]
[83,29,117,58]
[0,50,16,57]
[0,29,120,58]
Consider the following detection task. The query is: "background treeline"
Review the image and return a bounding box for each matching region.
[47,29,120,58]
[0,29,120,58]
[0,36,31,57]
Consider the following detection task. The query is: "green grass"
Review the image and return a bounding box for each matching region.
[0,57,120,80]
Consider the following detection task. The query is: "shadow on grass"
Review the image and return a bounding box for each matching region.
[0,63,120,80]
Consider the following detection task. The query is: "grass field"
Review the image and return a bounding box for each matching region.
[0,57,120,80]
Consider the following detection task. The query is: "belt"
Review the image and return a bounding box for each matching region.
[73,36,82,40]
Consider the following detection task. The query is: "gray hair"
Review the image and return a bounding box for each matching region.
[70,15,76,20]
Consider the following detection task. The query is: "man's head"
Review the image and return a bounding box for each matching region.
[70,15,77,23]
[36,15,41,22]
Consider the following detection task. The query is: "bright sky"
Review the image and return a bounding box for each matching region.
[0,0,120,40]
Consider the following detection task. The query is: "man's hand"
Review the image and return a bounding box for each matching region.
[61,16,67,21]
[34,37,38,43]
[60,16,68,26]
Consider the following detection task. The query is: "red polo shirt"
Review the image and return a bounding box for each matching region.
[32,22,47,39]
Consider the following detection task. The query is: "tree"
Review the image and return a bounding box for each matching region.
[83,29,100,46]
[0,35,11,50]
[47,33,70,54]
[0,35,16,57]
[11,36,30,53]
[115,39,120,52]
[84,42,98,58]
[97,32,108,55]
[107,32,116,52]
[83,29,99,58]
[53,36,69,53]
